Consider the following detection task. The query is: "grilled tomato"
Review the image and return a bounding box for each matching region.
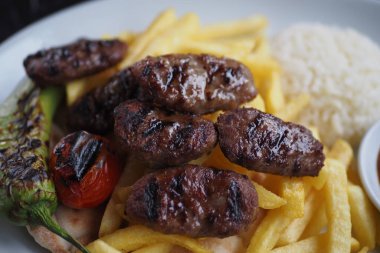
[50,131,122,208]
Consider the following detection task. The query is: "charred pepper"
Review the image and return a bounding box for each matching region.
[0,80,89,253]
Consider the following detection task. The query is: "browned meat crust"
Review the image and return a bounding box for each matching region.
[114,100,217,166]
[133,54,257,114]
[217,108,325,177]
[23,38,127,85]
[68,53,256,133]
[125,165,258,238]
[68,68,136,133]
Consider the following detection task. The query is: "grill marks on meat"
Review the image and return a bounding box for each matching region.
[132,54,257,114]
[114,100,217,166]
[67,54,256,133]
[23,39,127,85]
[125,165,258,237]
[69,69,137,133]
[217,108,325,177]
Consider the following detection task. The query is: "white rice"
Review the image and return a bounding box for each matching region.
[271,24,380,147]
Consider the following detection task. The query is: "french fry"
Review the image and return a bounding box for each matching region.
[118,31,138,44]
[246,178,304,253]
[196,16,268,39]
[252,182,287,209]
[141,13,200,57]
[303,158,336,191]
[250,171,268,186]
[100,225,211,253]
[115,186,131,203]
[179,39,253,59]
[254,35,271,56]
[324,160,351,253]
[246,208,292,253]
[277,189,321,246]
[99,198,124,238]
[203,95,266,123]
[188,154,210,166]
[202,110,222,123]
[241,54,279,90]
[280,178,305,218]
[357,247,369,253]
[275,93,310,122]
[99,159,148,237]
[241,95,266,112]
[272,236,360,253]
[271,234,328,253]
[308,126,321,141]
[328,139,353,169]
[259,174,283,194]
[239,208,267,244]
[212,33,259,44]
[260,72,285,115]
[132,243,172,253]
[202,145,252,176]
[86,240,122,253]
[113,203,126,220]
[301,202,327,239]
[198,236,245,253]
[351,238,360,252]
[178,40,233,57]
[219,38,256,53]
[65,66,118,105]
[348,184,376,249]
[120,9,177,67]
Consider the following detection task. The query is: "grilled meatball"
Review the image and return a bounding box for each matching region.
[125,165,258,238]
[131,54,257,114]
[217,108,325,177]
[69,53,255,132]
[23,38,127,85]
[114,100,217,166]
[69,69,136,133]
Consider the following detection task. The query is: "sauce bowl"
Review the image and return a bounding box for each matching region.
[358,119,380,211]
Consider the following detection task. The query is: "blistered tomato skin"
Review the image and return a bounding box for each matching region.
[50,131,123,209]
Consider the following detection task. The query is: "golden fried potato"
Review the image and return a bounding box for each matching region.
[324,160,351,253]
[86,240,122,253]
[348,184,377,249]
[328,139,353,169]
[246,179,304,253]
[301,202,327,239]
[99,225,211,253]
[196,16,267,40]
[277,189,323,246]
[120,9,177,67]
[253,182,287,210]
[133,243,173,253]
[272,234,328,253]
[275,93,310,122]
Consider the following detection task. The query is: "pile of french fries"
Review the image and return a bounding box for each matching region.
[70,9,380,253]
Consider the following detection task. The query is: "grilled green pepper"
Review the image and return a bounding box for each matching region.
[0,80,89,253]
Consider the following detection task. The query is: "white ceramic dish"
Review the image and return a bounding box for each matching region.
[0,0,380,252]
[359,120,380,211]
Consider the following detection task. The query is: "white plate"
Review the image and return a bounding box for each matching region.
[0,0,380,252]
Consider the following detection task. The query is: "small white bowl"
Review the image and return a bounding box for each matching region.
[358,120,380,211]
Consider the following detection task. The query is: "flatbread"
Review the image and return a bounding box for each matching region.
[27,205,103,253]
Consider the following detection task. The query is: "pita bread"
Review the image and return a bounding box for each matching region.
[27,205,103,253]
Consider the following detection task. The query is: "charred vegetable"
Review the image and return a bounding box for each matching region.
[0,80,89,253]
[50,131,123,209]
